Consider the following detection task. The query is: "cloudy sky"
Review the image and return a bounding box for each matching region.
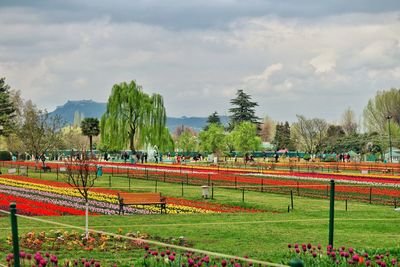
[1,0,400,122]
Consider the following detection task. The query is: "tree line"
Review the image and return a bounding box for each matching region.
[0,76,399,160]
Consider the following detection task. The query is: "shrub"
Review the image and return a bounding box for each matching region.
[0,151,11,161]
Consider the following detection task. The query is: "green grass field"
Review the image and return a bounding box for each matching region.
[1,168,400,265]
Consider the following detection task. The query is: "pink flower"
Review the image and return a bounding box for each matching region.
[307,243,312,250]
[188,258,195,266]
[348,248,354,254]
[169,255,175,262]
[287,244,292,248]
[221,260,227,267]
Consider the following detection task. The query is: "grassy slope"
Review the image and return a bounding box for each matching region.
[0,168,399,264]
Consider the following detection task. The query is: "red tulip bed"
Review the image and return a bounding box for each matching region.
[0,174,265,216]
[2,160,400,206]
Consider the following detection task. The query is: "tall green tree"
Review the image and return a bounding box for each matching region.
[100,81,166,152]
[176,129,198,153]
[204,111,221,130]
[199,123,225,154]
[363,88,400,133]
[228,89,259,130]
[81,118,100,158]
[230,121,261,153]
[0,78,16,135]
[273,121,293,150]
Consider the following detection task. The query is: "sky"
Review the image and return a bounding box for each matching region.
[1,0,400,123]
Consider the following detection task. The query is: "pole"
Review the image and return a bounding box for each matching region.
[181,181,184,196]
[387,115,393,163]
[109,175,111,188]
[211,182,214,199]
[10,203,20,267]
[328,179,335,247]
[290,190,294,210]
[261,179,263,192]
[242,187,245,202]
[345,199,348,211]
[369,187,372,204]
[208,174,211,186]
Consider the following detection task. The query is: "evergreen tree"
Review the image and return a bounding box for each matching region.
[204,111,221,130]
[0,78,16,135]
[81,118,100,158]
[273,122,293,150]
[228,89,259,130]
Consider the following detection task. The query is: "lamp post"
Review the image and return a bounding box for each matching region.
[386,115,393,163]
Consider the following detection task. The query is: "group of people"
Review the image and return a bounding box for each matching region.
[338,153,351,162]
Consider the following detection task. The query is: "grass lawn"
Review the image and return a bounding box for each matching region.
[0,167,399,265]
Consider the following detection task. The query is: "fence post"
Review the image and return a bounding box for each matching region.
[163,171,166,182]
[186,173,189,185]
[235,177,237,189]
[208,174,211,186]
[146,169,149,180]
[395,198,397,209]
[345,199,348,211]
[261,179,263,192]
[369,187,372,204]
[109,175,111,188]
[290,190,294,210]
[181,181,184,196]
[242,187,245,202]
[211,183,214,199]
[56,166,59,180]
[328,179,335,247]
[10,202,20,267]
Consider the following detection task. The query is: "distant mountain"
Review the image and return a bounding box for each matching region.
[49,100,228,131]
[49,100,107,124]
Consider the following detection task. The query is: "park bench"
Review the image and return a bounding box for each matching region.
[117,192,167,214]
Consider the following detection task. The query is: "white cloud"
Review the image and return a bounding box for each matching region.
[0,5,400,122]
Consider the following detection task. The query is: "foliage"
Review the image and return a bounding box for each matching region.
[204,111,222,130]
[18,101,64,159]
[0,78,16,136]
[341,107,358,135]
[292,115,328,153]
[72,110,84,128]
[259,115,275,142]
[199,123,225,154]
[81,118,100,157]
[273,121,293,150]
[61,126,88,151]
[230,121,261,153]
[0,150,11,161]
[228,89,259,130]
[100,81,167,151]
[175,129,198,152]
[363,88,400,134]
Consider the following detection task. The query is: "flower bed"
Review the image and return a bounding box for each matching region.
[0,176,263,216]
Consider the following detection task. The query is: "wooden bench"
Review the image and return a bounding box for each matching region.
[118,192,167,214]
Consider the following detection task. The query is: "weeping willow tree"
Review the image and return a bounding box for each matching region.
[100,81,170,152]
